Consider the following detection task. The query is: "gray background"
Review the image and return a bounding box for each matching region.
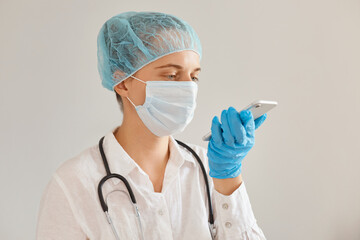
[1,0,359,239]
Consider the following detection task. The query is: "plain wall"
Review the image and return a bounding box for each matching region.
[1,0,359,239]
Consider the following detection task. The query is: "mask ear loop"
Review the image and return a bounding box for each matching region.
[130,75,147,84]
[126,75,147,108]
[126,96,137,108]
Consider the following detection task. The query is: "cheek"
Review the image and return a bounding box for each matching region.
[138,86,147,105]
[130,84,147,106]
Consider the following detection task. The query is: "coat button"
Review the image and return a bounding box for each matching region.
[222,203,229,209]
[158,209,164,216]
[225,222,232,228]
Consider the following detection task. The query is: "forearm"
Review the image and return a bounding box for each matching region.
[213,174,243,196]
[211,176,266,239]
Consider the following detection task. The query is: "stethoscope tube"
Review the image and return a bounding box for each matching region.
[98,137,137,209]
[97,136,215,239]
[175,140,214,226]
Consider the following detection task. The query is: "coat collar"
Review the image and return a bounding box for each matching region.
[99,126,197,185]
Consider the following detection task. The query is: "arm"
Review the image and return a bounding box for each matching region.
[211,177,266,240]
[206,107,268,239]
[36,174,88,240]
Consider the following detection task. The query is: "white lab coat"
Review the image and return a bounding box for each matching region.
[36,126,266,240]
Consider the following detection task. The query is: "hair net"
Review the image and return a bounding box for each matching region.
[97,11,202,91]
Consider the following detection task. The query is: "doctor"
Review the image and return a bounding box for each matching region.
[36,11,267,239]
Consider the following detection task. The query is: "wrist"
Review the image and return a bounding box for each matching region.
[208,162,242,179]
[213,174,243,196]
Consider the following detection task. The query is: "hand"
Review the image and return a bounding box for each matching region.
[207,106,267,179]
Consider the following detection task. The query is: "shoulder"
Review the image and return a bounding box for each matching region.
[38,143,103,235]
[52,142,102,190]
[58,143,98,172]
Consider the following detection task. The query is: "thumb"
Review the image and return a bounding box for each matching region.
[254,113,267,130]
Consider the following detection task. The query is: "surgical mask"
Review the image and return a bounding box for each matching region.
[126,75,198,137]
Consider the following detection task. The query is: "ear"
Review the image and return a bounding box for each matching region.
[113,70,131,97]
[114,81,126,95]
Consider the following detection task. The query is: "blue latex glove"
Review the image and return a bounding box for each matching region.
[207,106,267,179]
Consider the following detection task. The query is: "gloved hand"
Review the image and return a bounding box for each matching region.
[207,106,267,179]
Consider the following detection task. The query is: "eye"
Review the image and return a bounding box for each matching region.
[192,77,199,82]
[166,74,176,80]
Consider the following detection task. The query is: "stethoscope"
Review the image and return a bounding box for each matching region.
[97,136,215,240]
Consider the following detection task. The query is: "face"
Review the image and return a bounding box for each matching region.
[114,50,201,109]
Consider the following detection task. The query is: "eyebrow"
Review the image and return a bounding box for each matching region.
[154,63,201,72]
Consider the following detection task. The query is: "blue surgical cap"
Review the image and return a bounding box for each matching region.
[97,11,202,91]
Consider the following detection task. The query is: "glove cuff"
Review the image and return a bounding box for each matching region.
[209,164,242,179]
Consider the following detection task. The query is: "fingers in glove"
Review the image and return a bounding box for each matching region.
[227,106,246,145]
[221,109,235,147]
[211,116,223,145]
[254,113,267,130]
[240,110,255,138]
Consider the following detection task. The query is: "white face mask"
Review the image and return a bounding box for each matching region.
[126,75,198,137]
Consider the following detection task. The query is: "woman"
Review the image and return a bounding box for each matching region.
[36,11,267,240]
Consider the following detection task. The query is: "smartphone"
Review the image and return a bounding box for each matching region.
[202,100,278,141]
